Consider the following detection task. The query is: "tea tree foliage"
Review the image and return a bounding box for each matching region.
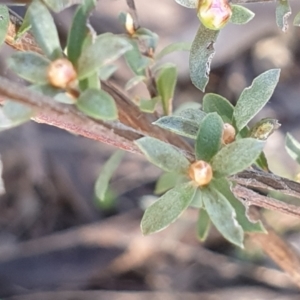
[0,0,300,249]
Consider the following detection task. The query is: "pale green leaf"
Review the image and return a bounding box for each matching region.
[210,178,266,233]
[76,88,117,120]
[3,100,33,126]
[43,0,82,12]
[154,172,184,195]
[99,65,118,81]
[286,133,300,164]
[156,64,177,115]
[125,75,146,90]
[139,97,159,113]
[174,0,198,8]
[203,186,244,247]
[230,5,255,25]
[153,116,199,139]
[0,5,9,47]
[294,11,300,26]
[190,188,203,208]
[28,0,62,60]
[95,150,124,201]
[141,182,196,235]
[67,0,96,65]
[233,69,280,131]
[211,138,265,177]
[8,52,51,84]
[276,0,291,32]
[203,93,234,123]
[77,35,132,80]
[195,113,223,162]
[156,42,191,60]
[177,108,206,125]
[135,137,190,173]
[189,24,219,92]
[197,209,211,241]
[15,9,31,40]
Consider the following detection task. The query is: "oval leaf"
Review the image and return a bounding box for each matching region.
[294,11,300,26]
[211,138,265,177]
[125,75,146,90]
[203,93,234,123]
[233,69,280,131]
[197,209,211,241]
[174,0,198,8]
[202,186,244,247]
[67,0,97,65]
[43,0,82,13]
[141,182,196,235]
[153,116,199,139]
[95,150,124,201]
[195,112,223,162]
[28,0,62,60]
[210,178,266,233]
[156,65,177,115]
[276,0,291,32]
[135,137,190,174]
[3,100,34,126]
[77,35,132,80]
[189,24,219,92]
[154,172,184,195]
[76,88,118,120]
[286,133,300,164]
[8,52,51,84]
[140,97,159,113]
[0,5,9,47]
[230,5,255,25]
[177,108,206,125]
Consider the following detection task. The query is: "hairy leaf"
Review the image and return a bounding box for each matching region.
[156,42,191,60]
[141,182,196,235]
[286,133,300,164]
[0,5,9,47]
[276,0,291,32]
[230,5,255,25]
[197,209,210,241]
[135,137,190,173]
[189,24,219,92]
[174,0,197,8]
[233,69,280,131]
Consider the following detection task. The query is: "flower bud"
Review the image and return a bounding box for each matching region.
[125,13,135,35]
[197,0,232,30]
[222,123,236,144]
[47,58,77,89]
[188,160,213,187]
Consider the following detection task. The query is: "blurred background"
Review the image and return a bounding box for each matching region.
[1,0,300,299]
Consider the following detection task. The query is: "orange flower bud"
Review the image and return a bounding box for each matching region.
[197,0,232,30]
[47,58,77,89]
[188,160,213,187]
[222,123,236,144]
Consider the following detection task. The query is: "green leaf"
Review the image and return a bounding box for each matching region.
[125,75,146,90]
[28,0,62,60]
[8,52,51,84]
[135,137,190,173]
[286,133,300,164]
[294,11,300,26]
[154,172,184,195]
[43,0,82,12]
[197,209,210,241]
[153,116,199,139]
[211,138,265,177]
[190,188,203,208]
[195,113,223,162]
[230,5,255,25]
[99,65,118,81]
[202,186,244,247]
[276,0,291,32]
[233,69,280,131]
[203,93,234,123]
[77,35,132,80]
[15,9,31,40]
[79,72,101,91]
[124,40,150,75]
[189,24,219,92]
[156,64,177,115]
[155,42,191,60]
[0,5,9,47]
[210,178,266,233]
[177,108,206,125]
[134,28,159,50]
[141,182,196,235]
[255,152,269,171]
[76,88,118,120]
[139,97,159,113]
[249,118,280,140]
[3,100,33,126]
[67,0,96,65]
[174,0,197,8]
[95,150,124,202]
